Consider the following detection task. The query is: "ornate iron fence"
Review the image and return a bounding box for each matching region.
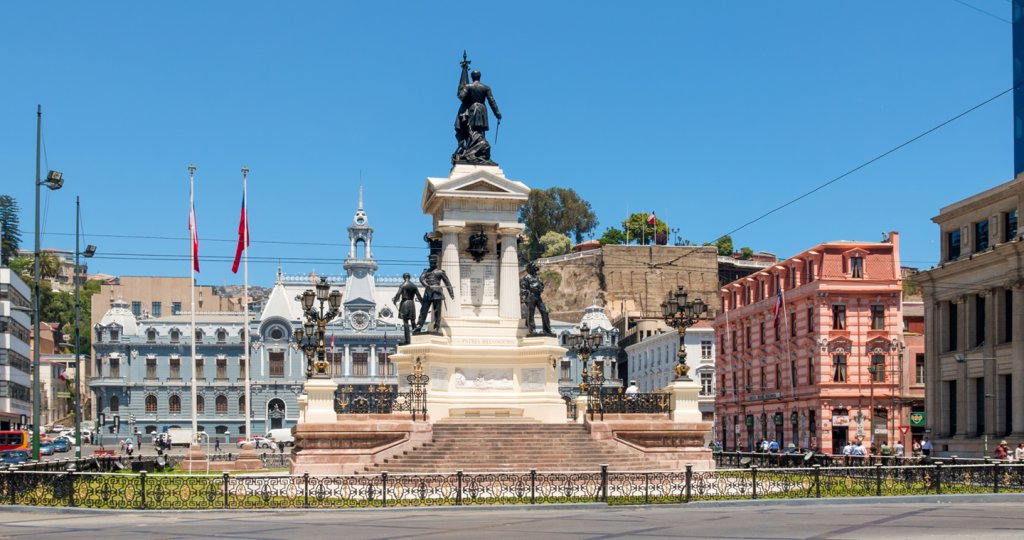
[713,451,993,469]
[334,359,429,420]
[3,462,1020,510]
[601,392,672,416]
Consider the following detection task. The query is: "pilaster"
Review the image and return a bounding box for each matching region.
[1012,283,1024,434]
[438,223,464,319]
[498,226,524,320]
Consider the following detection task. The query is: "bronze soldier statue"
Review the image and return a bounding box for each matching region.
[416,254,455,334]
[393,273,423,344]
[453,52,501,165]
[521,262,553,336]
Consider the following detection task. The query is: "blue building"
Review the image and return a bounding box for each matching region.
[89,197,407,442]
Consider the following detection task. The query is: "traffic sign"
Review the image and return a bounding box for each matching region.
[56,392,71,398]
[899,425,910,435]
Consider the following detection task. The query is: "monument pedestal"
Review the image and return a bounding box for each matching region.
[290,415,432,475]
[303,378,339,423]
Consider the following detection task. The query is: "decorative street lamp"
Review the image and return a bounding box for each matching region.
[566,322,604,420]
[660,286,712,380]
[294,277,342,379]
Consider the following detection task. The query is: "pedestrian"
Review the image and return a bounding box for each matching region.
[921,436,932,457]
[760,439,770,453]
[625,380,639,398]
[120,438,126,453]
[768,438,779,453]
[215,438,221,453]
[895,440,905,458]
[995,440,1010,461]
[126,439,134,457]
[912,439,922,456]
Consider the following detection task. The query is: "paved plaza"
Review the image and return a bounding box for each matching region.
[1,499,1023,539]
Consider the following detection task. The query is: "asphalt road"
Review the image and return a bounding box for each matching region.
[2,499,1023,539]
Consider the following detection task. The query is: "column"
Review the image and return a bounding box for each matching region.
[343,344,352,378]
[955,296,969,436]
[1012,284,1024,434]
[438,224,463,318]
[982,290,997,437]
[926,297,943,436]
[498,226,523,320]
[369,344,378,378]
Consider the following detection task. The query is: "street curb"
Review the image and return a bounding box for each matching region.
[0,502,608,514]
[678,493,1024,509]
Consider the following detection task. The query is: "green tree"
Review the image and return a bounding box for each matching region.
[9,255,32,282]
[704,235,734,256]
[598,227,627,245]
[0,195,21,266]
[520,187,598,259]
[539,231,572,258]
[739,247,754,260]
[10,253,60,284]
[622,213,668,245]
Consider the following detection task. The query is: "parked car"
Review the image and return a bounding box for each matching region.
[39,441,55,456]
[237,436,272,449]
[51,438,70,453]
[0,450,30,464]
[266,428,294,447]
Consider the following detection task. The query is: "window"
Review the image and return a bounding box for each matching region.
[145,394,157,413]
[239,357,247,379]
[326,350,342,377]
[195,329,203,343]
[131,301,142,316]
[216,357,227,379]
[947,380,958,435]
[701,339,712,359]
[774,318,781,341]
[807,358,814,385]
[807,307,814,333]
[806,260,815,282]
[146,357,157,380]
[196,395,205,413]
[238,395,246,414]
[700,371,713,396]
[110,357,120,378]
[775,364,781,389]
[759,322,765,346]
[269,327,284,341]
[109,395,120,412]
[850,256,863,278]
[832,354,847,383]
[352,353,369,376]
[1006,289,1014,343]
[110,328,119,342]
[195,357,204,379]
[172,302,182,315]
[871,355,885,382]
[915,353,925,384]
[790,361,797,388]
[948,301,959,351]
[790,312,797,337]
[147,329,157,343]
[788,268,797,288]
[870,305,885,330]
[832,305,846,330]
[975,294,986,347]
[731,330,737,352]
[1006,210,1019,242]
[947,229,961,260]
[170,357,181,379]
[170,329,180,343]
[975,377,985,436]
[216,395,227,414]
[745,369,752,392]
[152,301,162,318]
[169,395,181,414]
[975,220,989,252]
[269,352,284,377]
[216,329,227,344]
[745,326,751,348]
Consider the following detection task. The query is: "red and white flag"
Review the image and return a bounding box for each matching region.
[647,212,656,225]
[772,289,784,328]
[231,194,249,273]
[189,201,200,273]
[330,334,335,350]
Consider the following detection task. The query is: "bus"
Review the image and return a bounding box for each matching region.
[0,430,29,451]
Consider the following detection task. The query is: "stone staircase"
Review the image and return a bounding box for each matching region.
[362,422,666,473]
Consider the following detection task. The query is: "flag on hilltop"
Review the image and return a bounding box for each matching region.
[189,202,200,273]
[231,194,249,273]
[647,212,656,225]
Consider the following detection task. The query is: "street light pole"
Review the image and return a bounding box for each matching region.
[72,197,95,459]
[32,105,41,461]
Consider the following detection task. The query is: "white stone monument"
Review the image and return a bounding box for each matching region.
[390,164,567,423]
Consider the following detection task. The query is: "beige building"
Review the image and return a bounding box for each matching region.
[87,276,241,419]
[916,175,1024,457]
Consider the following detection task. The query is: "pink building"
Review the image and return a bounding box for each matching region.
[712,233,925,454]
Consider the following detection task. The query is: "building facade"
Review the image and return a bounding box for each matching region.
[713,233,923,454]
[624,320,716,432]
[916,176,1024,457]
[88,198,410,443]
[0,268,31,430]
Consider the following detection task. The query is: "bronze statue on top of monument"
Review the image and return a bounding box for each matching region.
[453,51,502,166]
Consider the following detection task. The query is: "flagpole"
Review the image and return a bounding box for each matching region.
[242,166,251,441]
[189,164,198,444]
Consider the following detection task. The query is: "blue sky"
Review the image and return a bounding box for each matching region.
[0,1,1014,287]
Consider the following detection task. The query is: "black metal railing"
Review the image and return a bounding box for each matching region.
[601,392,672,416]
[3,462,1020,509]
[259,453,289,468]
[712,451,994,469]
[334,387,426,419]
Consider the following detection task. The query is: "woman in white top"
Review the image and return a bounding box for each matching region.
[1015,442,1024,462]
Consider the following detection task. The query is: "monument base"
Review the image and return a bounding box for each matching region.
[289,414,432,475]
[587,414,715,471]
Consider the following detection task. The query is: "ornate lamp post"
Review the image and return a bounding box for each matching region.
[566,323,604,420]
[294,278,342,379]
[660,286,711,381]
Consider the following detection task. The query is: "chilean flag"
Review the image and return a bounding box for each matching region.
[772,288,784,328]
[189,202,200,273]
[647,212,656,225]
[231,194,249,273]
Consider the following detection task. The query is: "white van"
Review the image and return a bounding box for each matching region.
[266,428,294,447]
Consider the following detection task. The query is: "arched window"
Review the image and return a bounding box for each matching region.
[216,329,227,343]
[109,395,120,412]
[145,394,157,413]
[145,425,157,434]
[170,329,180,343]
[195,329,203,343]
[147,329,157,343]
[196,395,205,413]
[216,395,228,414]
[238,395,246,414]
[169,395,181,414]
[215,425,228,434]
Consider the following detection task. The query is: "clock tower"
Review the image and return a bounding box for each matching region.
[342,186,379,331]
